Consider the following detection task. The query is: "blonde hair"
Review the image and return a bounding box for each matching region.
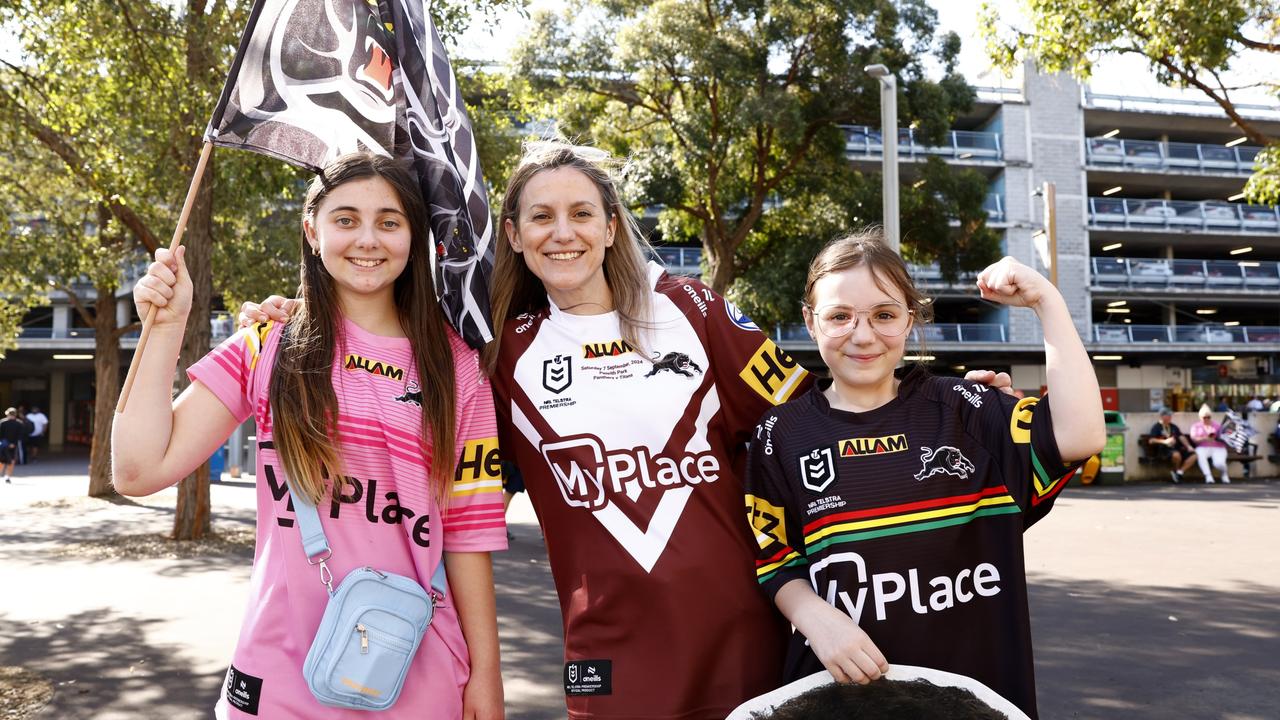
[803,228,934,357]
[484,140,654,373]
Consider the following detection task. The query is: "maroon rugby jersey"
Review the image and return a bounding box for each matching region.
[492,263,810,719]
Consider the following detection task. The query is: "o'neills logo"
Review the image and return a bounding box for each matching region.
[344,353,404,381]
[540,434,721,511]
[837,433,908,457]
[583,339,635,359]
[810,552,1002,624]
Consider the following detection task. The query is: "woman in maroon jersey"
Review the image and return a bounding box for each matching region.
[239,141,1015,719]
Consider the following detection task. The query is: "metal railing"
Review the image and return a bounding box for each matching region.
[649,246,702,276]
[1092,257,1280,288]
[1084,91,1280,121]
[1088,197,1280,232]
[1093,324,1280,344]
[907,263,978,285]
[20,313,236,341]
[982,193,1005,222]
[773,322,1007,344]
[1086,137,1261,174]
[842,125,1002,161]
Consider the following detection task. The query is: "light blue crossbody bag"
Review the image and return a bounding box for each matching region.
[289,480,446,711]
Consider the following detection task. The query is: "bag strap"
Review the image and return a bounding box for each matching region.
[286,477,447,598]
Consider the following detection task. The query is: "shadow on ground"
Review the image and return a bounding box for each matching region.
[493,526,567,719]
[1031,576,1280,720]
[0,609,225,720]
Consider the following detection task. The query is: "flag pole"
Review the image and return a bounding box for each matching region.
[116,140,215,413]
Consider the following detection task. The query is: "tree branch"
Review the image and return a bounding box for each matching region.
[56,283,96,328]
[0,88,163,254]
[1153,55,1272,145]
[1237,34,1280,53]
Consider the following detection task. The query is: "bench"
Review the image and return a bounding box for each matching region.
[1137,434,1260,479]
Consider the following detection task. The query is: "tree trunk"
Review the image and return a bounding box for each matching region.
[87,283,121,497]
[171,149,216,541]
[703,229,737,294]
[171,6,219,541]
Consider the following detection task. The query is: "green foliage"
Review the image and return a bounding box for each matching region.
[979,0,1280,203]
[511,0,997,296]
[0,0,525,347]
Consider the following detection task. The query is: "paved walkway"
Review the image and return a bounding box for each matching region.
[1,455,1277,719]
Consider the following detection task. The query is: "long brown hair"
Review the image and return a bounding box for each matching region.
[482,140,653,373]
[269,153,456,505]
[803,228,934,358]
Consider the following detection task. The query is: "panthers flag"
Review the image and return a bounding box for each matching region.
[205,0,495,349]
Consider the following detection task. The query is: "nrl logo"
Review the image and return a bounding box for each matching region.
[542,354,573,394]
[800,446,837,492]
[568,664,578,684]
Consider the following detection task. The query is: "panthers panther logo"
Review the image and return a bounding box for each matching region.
[914,446,976,482]
[644,352,704,378]
[394,381,423,407]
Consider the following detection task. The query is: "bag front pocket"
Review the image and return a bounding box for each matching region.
[321,607,420,708]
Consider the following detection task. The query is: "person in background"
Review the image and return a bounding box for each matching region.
[1214,397,1231,412]
[25,406,48,462]
[1244,395,1264,416]
[1147,407,1197,483]
[1189,404,1230,484]
[0,408,23,482]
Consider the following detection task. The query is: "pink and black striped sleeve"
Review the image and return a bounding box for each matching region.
[440,344,508,553]
[186,321,274,423]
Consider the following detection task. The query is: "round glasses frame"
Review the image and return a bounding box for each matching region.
[803,302,915,338]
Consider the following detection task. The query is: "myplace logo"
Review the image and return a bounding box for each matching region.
[809,552,1002,624]
[542,435,607,510]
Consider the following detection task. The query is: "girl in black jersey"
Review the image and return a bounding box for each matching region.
[745,231,1104,718]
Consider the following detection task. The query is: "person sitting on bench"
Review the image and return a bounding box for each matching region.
[1147,407,1197,484]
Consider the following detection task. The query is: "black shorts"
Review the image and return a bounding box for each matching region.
[28,434,45,449]
[0,444,17,464]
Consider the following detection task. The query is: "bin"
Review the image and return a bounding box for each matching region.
[208,446,226,482]
[1096,411,1128,484]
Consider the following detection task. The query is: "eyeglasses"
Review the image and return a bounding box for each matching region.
[805,302,914,338]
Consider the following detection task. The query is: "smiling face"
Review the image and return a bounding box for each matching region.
[805,263,913,400]
[504,166,616,312]
[304,175,411,306]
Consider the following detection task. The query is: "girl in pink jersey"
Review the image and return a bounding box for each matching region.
[113,153,507,720]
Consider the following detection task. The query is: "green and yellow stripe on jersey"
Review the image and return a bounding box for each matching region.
[755,485,1021,584]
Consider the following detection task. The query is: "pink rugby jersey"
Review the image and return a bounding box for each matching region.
[188,317,506,720]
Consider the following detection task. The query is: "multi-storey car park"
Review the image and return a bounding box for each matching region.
[3,66,1277,467]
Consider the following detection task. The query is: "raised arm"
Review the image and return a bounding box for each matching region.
[112,247,240,496]
[977,257,1105,462]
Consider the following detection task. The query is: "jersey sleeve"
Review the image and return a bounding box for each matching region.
[987,392,1081,527]
[441,352,508,553]
[745,410,810,598]
[185,321,275,423]
[673,275,811,442]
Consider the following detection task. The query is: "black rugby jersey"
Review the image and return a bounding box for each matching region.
[745,366,1078,719]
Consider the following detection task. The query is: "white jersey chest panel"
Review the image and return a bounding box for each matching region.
[511,291,719,572]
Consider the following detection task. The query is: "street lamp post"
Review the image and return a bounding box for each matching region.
[865,64,899,254]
